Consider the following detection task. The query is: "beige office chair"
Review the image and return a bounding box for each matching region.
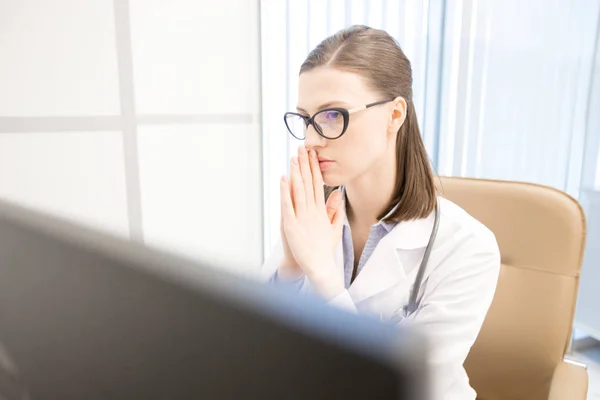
[437,177,588,400]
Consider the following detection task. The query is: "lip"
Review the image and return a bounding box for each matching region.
[318,158,334,171]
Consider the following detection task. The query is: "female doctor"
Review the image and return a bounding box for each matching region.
[262,25,501,400]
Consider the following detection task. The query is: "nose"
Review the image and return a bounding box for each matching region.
[304,123,326,149]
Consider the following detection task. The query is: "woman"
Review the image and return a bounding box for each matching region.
[262,25,500,400]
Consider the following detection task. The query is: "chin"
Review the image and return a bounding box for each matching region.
[322,173,345,188]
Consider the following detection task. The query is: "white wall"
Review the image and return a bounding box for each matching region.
[0,0,263,275]
[577,189,600,341]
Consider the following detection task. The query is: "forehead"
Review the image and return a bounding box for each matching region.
[297,67,374,111]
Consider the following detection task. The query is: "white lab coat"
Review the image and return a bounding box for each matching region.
[261,197,501,400]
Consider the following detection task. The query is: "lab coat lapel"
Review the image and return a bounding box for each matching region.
[348,211,436,304]
[348,232,405,304]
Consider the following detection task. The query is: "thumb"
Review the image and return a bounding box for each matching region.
[331,192,346,229]
[325,189,343,222]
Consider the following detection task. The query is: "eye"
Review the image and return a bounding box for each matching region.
[323,110,342,121]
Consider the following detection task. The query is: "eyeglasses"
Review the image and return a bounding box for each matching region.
[283,99,394,140]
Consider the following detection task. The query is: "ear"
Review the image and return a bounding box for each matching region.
[388,96,407,135]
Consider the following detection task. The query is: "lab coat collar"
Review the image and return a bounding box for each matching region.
[333,191,437,304]
[387,210,437,250]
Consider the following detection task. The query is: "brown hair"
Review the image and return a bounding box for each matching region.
[301,25,437,222]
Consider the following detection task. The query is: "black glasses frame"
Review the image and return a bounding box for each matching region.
[283,98,395,140]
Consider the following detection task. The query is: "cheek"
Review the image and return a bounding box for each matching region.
[341,122,388,162]
[323,123,388,184]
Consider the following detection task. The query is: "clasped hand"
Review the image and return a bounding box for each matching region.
[280,146,345,300]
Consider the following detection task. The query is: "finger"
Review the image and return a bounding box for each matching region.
[326,189,343,222]
[298,146,315,210]
[280,175,295,223]
[288,160,296,209]
[280,178,287,232]
[309,149,325,208]
[290,156,306,216]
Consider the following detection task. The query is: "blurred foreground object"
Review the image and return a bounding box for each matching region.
[438,177,588,400]
[0,199,428,400]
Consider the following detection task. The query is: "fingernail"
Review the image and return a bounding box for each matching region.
[310,149,317,159]
[291,156,298,165]
[298,146,306,155]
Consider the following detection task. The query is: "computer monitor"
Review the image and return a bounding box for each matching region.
[0,199,429,399]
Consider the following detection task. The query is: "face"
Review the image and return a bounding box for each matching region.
[295,67,406,187]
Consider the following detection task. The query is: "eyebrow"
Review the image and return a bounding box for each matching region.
[296,101,349,114]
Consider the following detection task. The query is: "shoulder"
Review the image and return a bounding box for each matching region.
[429,196,501,282]
[437,196,498,251]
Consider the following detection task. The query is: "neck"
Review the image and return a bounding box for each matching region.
[345,143,397,228]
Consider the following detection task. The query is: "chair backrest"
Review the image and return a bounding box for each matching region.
[437,177,586,400]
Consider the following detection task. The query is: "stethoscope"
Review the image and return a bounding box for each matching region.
[404,200,441,315]
[346,193,441,319]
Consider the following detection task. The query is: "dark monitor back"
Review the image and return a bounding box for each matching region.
[0,199,428,400]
